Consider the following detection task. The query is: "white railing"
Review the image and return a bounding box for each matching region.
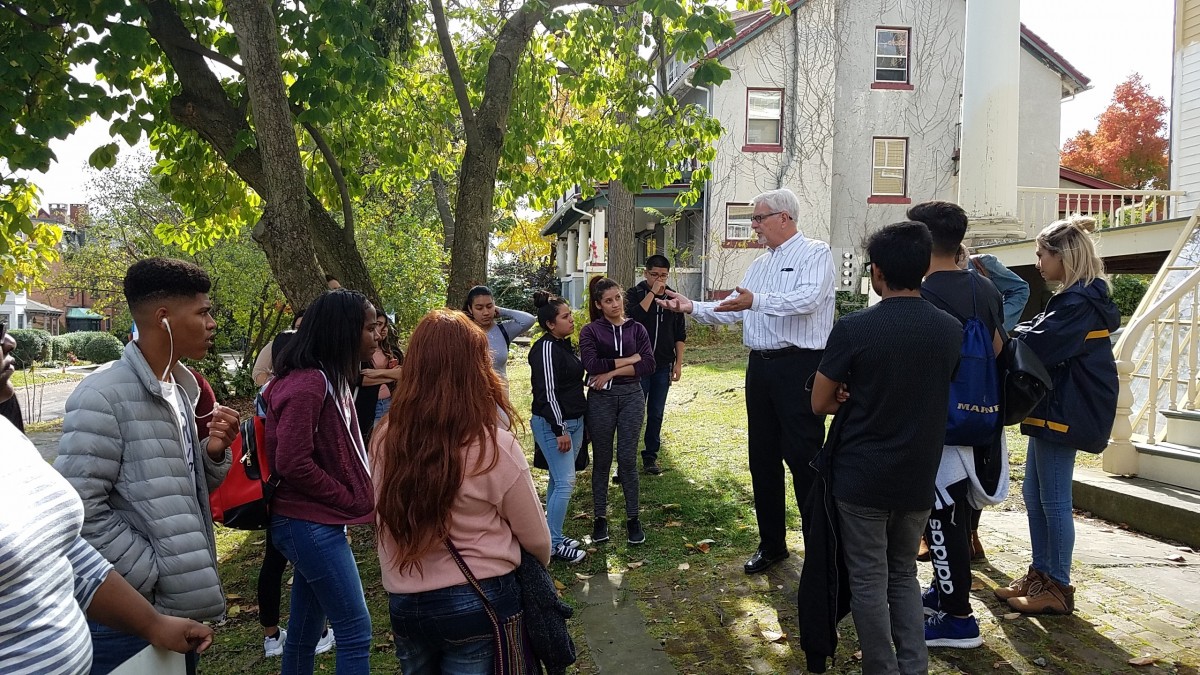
[1017,187,1185,232]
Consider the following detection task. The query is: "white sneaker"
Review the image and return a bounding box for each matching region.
[264,628,286,658]
[561,537,583,550]
[315,628,336,655]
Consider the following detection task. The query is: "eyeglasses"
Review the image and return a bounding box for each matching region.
[750,211,785,224]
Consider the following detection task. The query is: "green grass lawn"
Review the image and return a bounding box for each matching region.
[11,368,85,388]
[208,329,1053,674]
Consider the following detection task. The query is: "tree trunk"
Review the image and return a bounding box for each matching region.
[143,0,378,309]
[607,180,637,288]
[447,143,502,306]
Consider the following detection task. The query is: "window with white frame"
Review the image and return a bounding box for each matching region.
[726,204,754,241]
[746,89,783,146]
[871,138,908,196]
[875,28,910,83]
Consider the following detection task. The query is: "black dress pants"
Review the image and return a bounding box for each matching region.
[744,348,827,555]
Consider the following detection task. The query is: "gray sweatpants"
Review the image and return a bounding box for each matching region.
[588,382,644,520]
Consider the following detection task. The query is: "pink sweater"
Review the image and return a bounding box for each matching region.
[372,424,551,594]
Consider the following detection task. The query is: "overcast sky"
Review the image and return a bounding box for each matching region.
[25,1,1177,205]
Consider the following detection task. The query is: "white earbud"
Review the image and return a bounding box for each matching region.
[161,318,170,329]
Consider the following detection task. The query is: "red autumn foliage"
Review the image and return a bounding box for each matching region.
[1061,74,1169,189]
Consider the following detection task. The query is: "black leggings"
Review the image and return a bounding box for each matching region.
[258,529,288,628]
[925,480,973,616]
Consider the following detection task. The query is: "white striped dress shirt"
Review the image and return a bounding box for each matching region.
[691,231,836,350]
[1,418,113,675]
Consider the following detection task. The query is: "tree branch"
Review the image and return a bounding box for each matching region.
[300,118,354,239]
[0,1,67,29]
[179,39,244,74]
[429,0,481,149]
[430,170,455,251]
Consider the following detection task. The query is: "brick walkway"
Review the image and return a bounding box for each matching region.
[966,509,1200,674]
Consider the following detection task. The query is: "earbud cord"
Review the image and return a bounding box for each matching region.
[162,319,215,420]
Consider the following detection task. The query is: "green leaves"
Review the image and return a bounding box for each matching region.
[88,143,120,169]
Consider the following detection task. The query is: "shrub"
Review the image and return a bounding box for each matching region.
[50,332,122,364]
[79,333,124,364]
[1110,274,1150,318]
[9,329,51,367]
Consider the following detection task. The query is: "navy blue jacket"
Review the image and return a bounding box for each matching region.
[1015,279,1121,453]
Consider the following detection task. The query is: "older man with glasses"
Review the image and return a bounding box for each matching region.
[658,187,835,574]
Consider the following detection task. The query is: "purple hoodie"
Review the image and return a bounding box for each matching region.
[579,317,656,385]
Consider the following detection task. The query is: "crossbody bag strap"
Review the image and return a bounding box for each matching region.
[444,539,505,649]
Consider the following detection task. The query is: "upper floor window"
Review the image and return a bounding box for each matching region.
[871,137,908,197]
[745,89,783,150]
[726,204,755,241]
[874,28,911,85]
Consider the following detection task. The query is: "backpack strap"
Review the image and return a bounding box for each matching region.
[498,321,512,346]
[923,274,981,325]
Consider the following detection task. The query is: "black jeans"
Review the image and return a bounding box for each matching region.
[258,528,288,628]
[925,479,973,616]
[744,348,826,555]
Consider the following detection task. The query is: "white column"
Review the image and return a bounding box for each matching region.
[556,238,568,277]
[959,0,1024,240]
[566,230,579,273]
[592,208,607,264]
[578,220,592,269]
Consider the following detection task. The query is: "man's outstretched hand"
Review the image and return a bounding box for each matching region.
[656,289,693,314]
[715,287,754,312]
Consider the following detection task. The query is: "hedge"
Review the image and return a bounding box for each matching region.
[9,329,51,367]
[49,331,125,365]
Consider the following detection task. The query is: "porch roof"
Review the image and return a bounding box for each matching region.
[541,184,699,237]
[24,298,62,314]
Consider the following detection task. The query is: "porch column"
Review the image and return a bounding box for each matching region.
[566,230,579,273]
[592,208,607,264]
[556,238,568,277]
[959,0,1024,240]
[578,220,591,270]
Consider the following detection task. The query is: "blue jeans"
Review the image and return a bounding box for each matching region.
[1023,436,1078,585]
[88,622,198,675]
[389,571,521,675]
[532,415,585,548]
[271,516,372,674]
[375,396,392,425]
[641,365,672,463]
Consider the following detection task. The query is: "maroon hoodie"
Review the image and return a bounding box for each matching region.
[265,369,374,525]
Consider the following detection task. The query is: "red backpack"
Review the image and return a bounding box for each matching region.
[209,393,277,530]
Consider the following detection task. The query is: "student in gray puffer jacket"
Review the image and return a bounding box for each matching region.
[55,257,241,675]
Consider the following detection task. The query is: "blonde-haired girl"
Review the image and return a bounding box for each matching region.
[997,216,1120,615]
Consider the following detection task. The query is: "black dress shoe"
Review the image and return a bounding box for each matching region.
[743,548,789,574]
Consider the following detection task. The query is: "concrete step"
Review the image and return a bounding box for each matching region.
[1133,438,1200,492]
[1073,467,1200,549]
[1161,408,1200,447]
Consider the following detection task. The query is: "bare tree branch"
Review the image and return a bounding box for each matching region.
[430,169,455,251]
[429,0,481,149]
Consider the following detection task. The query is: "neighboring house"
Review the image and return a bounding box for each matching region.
[22,203,119,333]
[1173,0,1200,218]
[544,0,1089,301]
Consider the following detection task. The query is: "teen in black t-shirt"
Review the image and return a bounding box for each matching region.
[812,221,961,674]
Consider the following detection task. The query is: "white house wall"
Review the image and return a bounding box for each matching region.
[704,0,837,292]
[1018,49,1064,195]
[827,0,965,253]
[1172,0,1200,218]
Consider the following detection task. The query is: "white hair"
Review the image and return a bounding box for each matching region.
[751,189,801,220]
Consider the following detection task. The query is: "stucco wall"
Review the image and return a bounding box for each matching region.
[1017,49,1063,195]
[827,0,965,254]
[703,0,837,292]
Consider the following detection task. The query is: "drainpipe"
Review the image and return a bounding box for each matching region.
[694,83,713,300]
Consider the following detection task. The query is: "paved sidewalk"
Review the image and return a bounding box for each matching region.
[569,508,1200,673]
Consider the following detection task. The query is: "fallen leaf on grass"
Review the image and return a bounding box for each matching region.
[586,547,598,554]
[678,563,690,571]
[373,643,393,651]
[852,651,862,661]
[1033,657,1047,667]
[1167,555,1186,563]
[696,539,716,554]
[665,521,683,527]
[1003,612,1021,620]
[662,503,681,510]
[761,629,786,642]
[685,542,695,550]
[225,593,243,601]
[227,605,241,617]
[575,572,592,580]
[572,512,590,520]
[553,579,566,591]
[287,575,294,586]
[1129,655,1158,666]
[737,525,751,531]
[970,580,985,591]
[628,561,645,569]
